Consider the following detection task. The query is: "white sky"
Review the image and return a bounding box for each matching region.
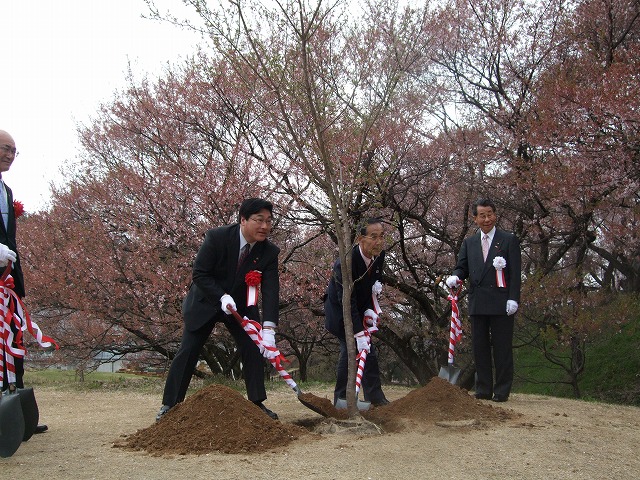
[1,0,203,212]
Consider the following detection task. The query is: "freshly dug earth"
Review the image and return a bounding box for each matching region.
[118,378,514,455]
[118,384,306,454]
[3,380,640,479]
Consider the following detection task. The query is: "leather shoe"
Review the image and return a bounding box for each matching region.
[34,424,48,434]
[371,398,390,406]
[492,395,508,402]
[253,401,278,420]
[475,393,492,400]
[156,404,171,421]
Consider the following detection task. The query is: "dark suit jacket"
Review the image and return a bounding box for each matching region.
[452,228,521,316]
[0,182,25,298]
[181,223,280,332]
[324,247,385,339]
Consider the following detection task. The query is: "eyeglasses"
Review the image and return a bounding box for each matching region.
[249,216,273,226]
[362,234,385,242]
[0,144,18,157]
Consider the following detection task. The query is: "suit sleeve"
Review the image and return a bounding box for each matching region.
[260,246,280,325]
[329,258,364,334]
[452,238,470,281]
[191,229,227,304]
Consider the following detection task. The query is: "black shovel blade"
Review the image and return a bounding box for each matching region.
[438,364,462,385]
[15,388,39,441]
[0,394,25,458]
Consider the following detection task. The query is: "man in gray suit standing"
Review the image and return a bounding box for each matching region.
[447,198,521,402]
[157,198,281,421]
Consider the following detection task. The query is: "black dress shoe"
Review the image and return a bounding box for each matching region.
[475,393,492,400]
[253,401,278,420]
[156,405,171,421]
[34,424,48,434]
[492,395,508,402]
[371,398,390,406]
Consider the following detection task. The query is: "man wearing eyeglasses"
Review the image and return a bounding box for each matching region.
[0,129,48,434]
[157,198,281,421]
[324,217,390,407]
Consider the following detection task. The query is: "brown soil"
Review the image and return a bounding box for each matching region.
[117,378,515,456]
[3,380,640,479]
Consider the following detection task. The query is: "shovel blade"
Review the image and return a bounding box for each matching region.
[438,364,462,385]
[15,388,39,441]
[334,397,371,411]
[0,394,25,458]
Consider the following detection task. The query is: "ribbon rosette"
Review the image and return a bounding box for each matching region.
[245,270,262,307]
[492,256,507,288]
[371,280,383,315]
[13,200,25,219]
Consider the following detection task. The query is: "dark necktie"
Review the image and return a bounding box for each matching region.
[237,244,250,271]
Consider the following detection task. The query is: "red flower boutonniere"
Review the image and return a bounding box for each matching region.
[13,200,25,219]
[245,270,262,306]
[245,270,262,286]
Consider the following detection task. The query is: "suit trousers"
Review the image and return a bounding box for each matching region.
[334,338,386,404]
[162,314,267,407]
[471,314,514,398]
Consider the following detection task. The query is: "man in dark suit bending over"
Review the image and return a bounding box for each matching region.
[447,198,521,402]
[157,198,281,420]
[324,218,389,407]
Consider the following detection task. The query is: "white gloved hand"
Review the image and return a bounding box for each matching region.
[354,331,370,353]
[262,321,278,359]
[506,300,519,316]
[446,275,460,288]
[220,294,236,315]
[0,244,17,267]
[363,309,378,327]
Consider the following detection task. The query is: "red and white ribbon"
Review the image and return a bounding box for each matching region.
[355,320,379,394]
[231,307,298,392]
[0,263,59,385]
[447,285,463,366]
[492,256,507,288]
[244,270,262,307]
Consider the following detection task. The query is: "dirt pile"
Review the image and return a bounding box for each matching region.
[116,378,515,456]
[363,376,517,431]
[116,384,306,455]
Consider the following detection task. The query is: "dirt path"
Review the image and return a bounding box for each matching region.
[2,384,639,479]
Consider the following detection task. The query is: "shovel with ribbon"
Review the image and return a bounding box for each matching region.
[0,262,59,456]
[438,281,464,384]
[226,305,330,416]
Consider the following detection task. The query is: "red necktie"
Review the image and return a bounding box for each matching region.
[237,244,250,271]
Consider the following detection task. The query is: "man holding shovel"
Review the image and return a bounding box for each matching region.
[324,218,389,407]
[0,129,48,434]
[446,198,521,402]
[156,198,280,421]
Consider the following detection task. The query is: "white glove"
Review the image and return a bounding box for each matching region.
[363,309,378,327]
[220,294,236,315]
[262,322,278,359]
[506,300,519,316]
[446,275,460,288]
[354,331,370,353]
[0,244,17,267]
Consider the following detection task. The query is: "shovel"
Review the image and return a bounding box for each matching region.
[439,283,463,384]
[227,306,329,417]
[0,391,25,458]
[13,387,40,441]
[334,347,372,411]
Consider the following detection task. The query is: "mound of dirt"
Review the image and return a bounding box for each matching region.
[116,378,516,456]
[116,384,306,455]
[363,376,517,431]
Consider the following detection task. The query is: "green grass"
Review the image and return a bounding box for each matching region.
[513,319,640,405]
